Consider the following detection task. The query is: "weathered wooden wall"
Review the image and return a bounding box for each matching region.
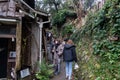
[0,0,21,17]
[21,21,32,67]
[31,23,39,72]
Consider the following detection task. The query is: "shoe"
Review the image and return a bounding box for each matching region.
[66,76,68,80]
[68,77,72,80]
[54,72,58,75]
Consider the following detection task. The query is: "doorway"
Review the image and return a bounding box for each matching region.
[0,38,8,78]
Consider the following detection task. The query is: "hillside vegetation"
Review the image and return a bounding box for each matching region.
[71,0,120,80]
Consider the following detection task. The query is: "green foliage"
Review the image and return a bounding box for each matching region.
[62,0,74,9]
[91,59,120,80]
[62,23,75,37]
[84,0,94,10]
[93,32,120,63]
[92,0,120,63]
[36,0,62,13]
[52,9,77,26]
[71,0,120,80]
[71,0,120,61]
[35,61,54,80]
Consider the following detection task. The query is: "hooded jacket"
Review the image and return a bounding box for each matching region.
[63,44,77,62]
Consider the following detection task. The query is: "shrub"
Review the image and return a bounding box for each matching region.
[35,61,54,80]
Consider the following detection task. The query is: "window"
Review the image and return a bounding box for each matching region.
[0,26,16,35]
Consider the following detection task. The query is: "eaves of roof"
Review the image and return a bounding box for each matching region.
[16,0,49,18]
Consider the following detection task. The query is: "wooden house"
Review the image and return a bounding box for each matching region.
[0,0,50,79]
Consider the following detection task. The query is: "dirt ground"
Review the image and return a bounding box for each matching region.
[50,62,66,80]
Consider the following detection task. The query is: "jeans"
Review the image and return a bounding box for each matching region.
[65,62,73,80]
[54,59,61,75]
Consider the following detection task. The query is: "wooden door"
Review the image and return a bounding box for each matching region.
[0,38,8,78]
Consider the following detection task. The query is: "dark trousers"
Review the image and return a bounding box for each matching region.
[54,59,61,75]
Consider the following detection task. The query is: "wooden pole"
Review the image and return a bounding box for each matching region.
[15,21,22,72]
[43,30,48,61]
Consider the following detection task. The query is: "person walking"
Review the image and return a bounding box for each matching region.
[63,39,77,80]
[52,39,61,75]
[54,40,65,75]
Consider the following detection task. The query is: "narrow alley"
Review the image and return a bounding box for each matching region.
[50,62,66,80]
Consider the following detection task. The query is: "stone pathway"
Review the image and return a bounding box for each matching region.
[50,62,66,80]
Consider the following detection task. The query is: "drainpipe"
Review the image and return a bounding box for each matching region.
[37,21,50,64]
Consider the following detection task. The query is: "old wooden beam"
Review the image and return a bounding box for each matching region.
[15,21,22,71]
[0,34,16,38]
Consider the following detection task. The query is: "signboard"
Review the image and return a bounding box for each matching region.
[9,51,16,58]
[20,68,30,78]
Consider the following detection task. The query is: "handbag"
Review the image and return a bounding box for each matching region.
[74,63,79,70]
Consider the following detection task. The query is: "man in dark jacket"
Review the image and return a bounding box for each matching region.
[63,39,77,80]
